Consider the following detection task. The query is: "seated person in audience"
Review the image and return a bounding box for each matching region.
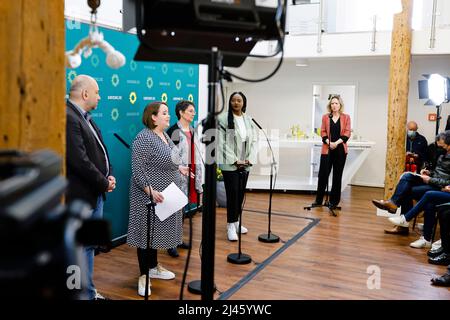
[373,131,450,235]
[427,204,450,267]
[405,121,428,173]
[388,186,450,248]
[425,135,447,172]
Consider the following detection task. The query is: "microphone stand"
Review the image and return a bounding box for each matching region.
[252,118,280,243]
[113,132,155,300]
[304,114,341,217]
[227,165,252,264]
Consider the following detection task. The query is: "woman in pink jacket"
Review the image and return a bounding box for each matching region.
[313,95,351,209]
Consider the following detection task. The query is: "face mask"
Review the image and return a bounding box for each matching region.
[407,130,416,138]
[438,146,447,154]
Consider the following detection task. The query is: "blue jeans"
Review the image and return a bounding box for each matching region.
[390,173,438,215]
[403,190,450,241]
[84,196,104,300]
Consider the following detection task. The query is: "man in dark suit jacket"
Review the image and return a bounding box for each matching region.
[66,75,116,300]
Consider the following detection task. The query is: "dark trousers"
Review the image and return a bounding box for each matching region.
[403,190,450,240]
[222,170,249,223]
[390,172,438,215]
[137,248,158,276]
[315,147,347,206]
[438,208,450,254]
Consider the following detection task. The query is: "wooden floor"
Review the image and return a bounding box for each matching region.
[94,186,450,300]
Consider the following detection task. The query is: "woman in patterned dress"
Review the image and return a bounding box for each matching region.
[127,101,189,297]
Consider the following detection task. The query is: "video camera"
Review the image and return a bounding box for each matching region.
[0,150,110,299]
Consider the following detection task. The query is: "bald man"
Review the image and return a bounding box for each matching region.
[66,75,116,300]
[406,121,428,173]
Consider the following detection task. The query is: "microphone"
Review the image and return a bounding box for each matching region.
[113,133,130,149]
[329,113,333,119]
[251,118,263,130]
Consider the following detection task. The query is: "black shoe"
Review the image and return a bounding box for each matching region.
[431,273,450,287]
[310,201,322,207]
[428,252,450,265]
[314,199,323,205]
[178,242,191,250]
[427,246,444,258]
[167,247,179,257]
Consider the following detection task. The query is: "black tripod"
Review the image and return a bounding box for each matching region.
[227,167,252,264]
[304,122,341,217]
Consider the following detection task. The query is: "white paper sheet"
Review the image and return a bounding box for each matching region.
[154,182,188,221]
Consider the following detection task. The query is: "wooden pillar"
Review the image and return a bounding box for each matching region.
[384,0,413,199]
[0,0,65,157]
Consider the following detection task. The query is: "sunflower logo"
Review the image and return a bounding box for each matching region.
[146,77,154,89]
[188,94,194,102]
[91,54,100,68]
[68,70,77,83]
[162,64,168,75]
[130,61,137,71]
[111,74,119,87]
[161,93,168,103]
[188,67,194,77]
[111,108,119,121]
[176,80,182,90]
[129,92,137,105]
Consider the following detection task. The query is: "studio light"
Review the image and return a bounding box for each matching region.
[428,73,449,105]
[418,73,450,135]
[65,0,126,70]
[65,26,126,69]
[418,73,450,106]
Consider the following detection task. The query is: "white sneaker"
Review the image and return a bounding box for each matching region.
[148,264,175,280]
[93,290,108,300]
[138,275,151,297]
[227,223,238,241]
[234,222,248,234]
[410,236,432,249]
[432,239,442,250]
[388,215,409,228]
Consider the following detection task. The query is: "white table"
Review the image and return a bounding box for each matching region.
[247,138,376,191]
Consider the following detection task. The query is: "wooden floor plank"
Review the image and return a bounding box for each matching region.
[94,186,450,300]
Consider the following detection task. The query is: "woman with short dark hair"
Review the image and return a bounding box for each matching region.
[165,100,203,257]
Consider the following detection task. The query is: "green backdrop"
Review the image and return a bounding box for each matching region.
[65,21,199,241]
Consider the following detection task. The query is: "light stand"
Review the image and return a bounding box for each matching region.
[435,104,442,136]
[252,119,280,243]
[190,47,221,300]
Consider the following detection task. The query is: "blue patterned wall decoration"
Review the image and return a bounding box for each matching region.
[66,21,199,240]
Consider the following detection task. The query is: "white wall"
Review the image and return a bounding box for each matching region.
[224,54,450,187]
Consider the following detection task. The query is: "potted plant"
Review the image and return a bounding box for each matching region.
[216,168,227,207]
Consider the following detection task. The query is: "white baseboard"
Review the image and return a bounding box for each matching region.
[351,180,384,188]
